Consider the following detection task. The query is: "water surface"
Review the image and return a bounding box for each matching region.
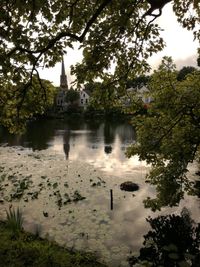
[0,118,199,266]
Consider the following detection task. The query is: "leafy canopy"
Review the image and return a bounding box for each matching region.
[0,76,56,133]
[0,0,200,131]
[177,66,197,81]
[65,88,80,103]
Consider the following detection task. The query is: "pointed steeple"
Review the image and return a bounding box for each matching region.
[60,57,68,91]
[61,58,66,76]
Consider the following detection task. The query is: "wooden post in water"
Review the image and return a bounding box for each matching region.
[110,189,113,210]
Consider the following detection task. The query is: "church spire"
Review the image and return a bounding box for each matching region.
[60,57,68,90]
[61,58,66,76]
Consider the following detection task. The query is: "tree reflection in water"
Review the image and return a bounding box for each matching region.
[129,208,200,267]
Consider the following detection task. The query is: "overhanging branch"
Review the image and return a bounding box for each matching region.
[7,0,112,58]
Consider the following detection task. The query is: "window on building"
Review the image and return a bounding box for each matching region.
[81,99,83,104]
[85,99,88,104]
[83,94,85,97]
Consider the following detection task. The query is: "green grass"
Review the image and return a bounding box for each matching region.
[0,221,108,267]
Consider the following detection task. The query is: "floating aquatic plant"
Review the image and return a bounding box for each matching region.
[63,193,71,204]
[53,182,58,189]
[64,182,69,188]
[0,173,6,182]
[72,190,86,202]
[31,191,39,200]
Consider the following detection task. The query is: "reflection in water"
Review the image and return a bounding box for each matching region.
[143,162,200,212]
[0,119,137,176]
[104,121,115,145]
[129,208,200,267]
[144,172,185,212]
[63,130,70,159]
[0,119,135,150]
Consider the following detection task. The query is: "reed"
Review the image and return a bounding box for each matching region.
[6,206,23,236]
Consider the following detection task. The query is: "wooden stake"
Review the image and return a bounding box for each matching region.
[110,189,113,210]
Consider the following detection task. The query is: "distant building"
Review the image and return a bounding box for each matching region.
[79,89,91,110]
[139,85,153,104]
[56,58,68,111]
[121,85,153,108]
[55,59,92,112]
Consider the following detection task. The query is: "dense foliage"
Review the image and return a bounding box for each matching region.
[129,208,200,266]
[0,0,200,131]
[127,57,200,210]
[0,76,56,132]
[65,88,80,104]
[177,66,197,81]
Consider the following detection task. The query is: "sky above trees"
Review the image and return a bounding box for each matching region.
[39,3,199,87]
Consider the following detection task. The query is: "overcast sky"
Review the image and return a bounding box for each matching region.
[40,4,199,87]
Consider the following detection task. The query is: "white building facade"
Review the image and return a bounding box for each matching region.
[79,90,91,109]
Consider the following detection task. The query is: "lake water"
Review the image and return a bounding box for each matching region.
[0,118,143,175]
[0,118,199,266]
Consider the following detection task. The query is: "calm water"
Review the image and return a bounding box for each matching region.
[0,118,200,266]
[0,118,139,175]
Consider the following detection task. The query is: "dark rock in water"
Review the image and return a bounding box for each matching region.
[195,171,200,176]
[104,145,112,154]
[120,181,139,192]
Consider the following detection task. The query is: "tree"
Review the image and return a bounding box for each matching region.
[0,76,56,133]
[197,47,200,66]
[126,75,150,89]
[126,57,200,210]
[177,66,197,81]
[65,88,80,104]
[129,208,200,266]
[84,81,101,94]
[0,0,199,131]
[88,81,119,111]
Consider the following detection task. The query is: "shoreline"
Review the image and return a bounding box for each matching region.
[0,219,108,267]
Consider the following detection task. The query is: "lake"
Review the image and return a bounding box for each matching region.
[0,118,199,266]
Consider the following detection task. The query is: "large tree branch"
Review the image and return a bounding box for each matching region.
[7,0,112,58]
[79,0,112,42]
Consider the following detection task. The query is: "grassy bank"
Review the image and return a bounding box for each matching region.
[0,220,107,267]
